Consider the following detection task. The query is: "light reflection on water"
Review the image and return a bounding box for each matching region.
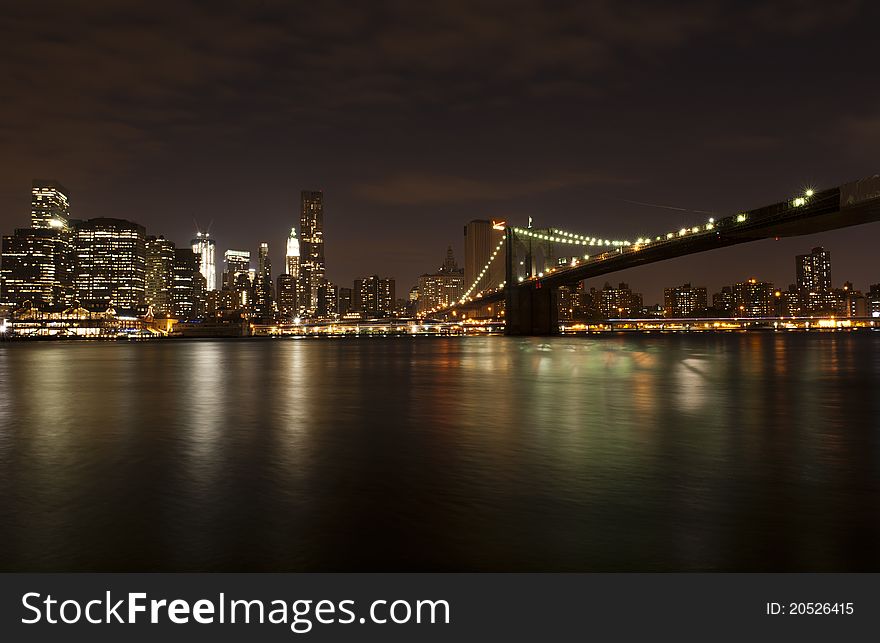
[0,333,879,571]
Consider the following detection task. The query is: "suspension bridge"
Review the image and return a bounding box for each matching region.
[433,174,880,335]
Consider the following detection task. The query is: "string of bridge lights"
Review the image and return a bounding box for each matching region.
[458,235,507,303]
[431,187,819,312]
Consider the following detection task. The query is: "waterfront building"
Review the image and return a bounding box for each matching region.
[72,218,146,312]
[253,242,274,321]
[1,228,73,309]
[145,235,175,316]
[772,285,801,317]
[663,283,708,317]
[733,279,773,317]
[596,282,643,318]
[0,180,75,309]
[868,284,880,317]
[276,273,296,321]
[711,286,735,315]
[171,248,201,319]
[337,287,353,317]
[557,282,587,320]
[416,246,464,314]
[317,280,337,318]
[299,191,324,315]
[354,275,395,317]
[796,246,834,313]
[191,232,216,291]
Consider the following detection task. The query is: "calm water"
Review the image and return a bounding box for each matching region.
[1,333,879,571]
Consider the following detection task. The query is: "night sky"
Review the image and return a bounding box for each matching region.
[2,0,878,303]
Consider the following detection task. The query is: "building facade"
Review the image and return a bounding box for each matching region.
[417,246,464,315]
[298,191,324,315]
[663,283,708,317]
[733,279,773,317]
[72,218,146,312]
[354,275,395,317]
[145,235,175,316]
[191,232,217,292]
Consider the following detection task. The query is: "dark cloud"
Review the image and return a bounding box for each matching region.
[355,171,630,205]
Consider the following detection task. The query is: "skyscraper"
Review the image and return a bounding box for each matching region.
[1,228,73,309]
[171,248,200,320]
[299,191,324,315]
[222,249,250,289]
[796,246,832,294]
[253,242,273,321]
[191,232,217,291]
[285,227,300,313]
[0,180,74,309]
[353,275,395,317]
[796,246,834,313]
[145,235,176,316]
[31,180,70,230]
[276,273,296,321]
[72,218,146,312]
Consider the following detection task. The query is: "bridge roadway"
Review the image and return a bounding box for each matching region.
[448,175,880,335]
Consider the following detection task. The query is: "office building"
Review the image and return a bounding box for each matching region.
[31,180,71,230]
[191,232,216,291]
[733,279,773,317]
[72,218,146,312]
[596,282,643,318]
[145,235,175,316]
[354,275,395,317]
[171,248,202,319]
[253,242,273,321]
[663,283,708,317]
[417,246,464,314]
[318,280,337,318]
[276,273,296,321]
[222,249,250,288]
[1,228,73,309]
[299,191,324,315]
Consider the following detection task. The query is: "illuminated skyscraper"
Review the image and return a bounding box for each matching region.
[285,227,300,313]
[222,249,250,289]
[72,218,146,312]
[0,180,74,309]
[276,273,296,321]
[171,248,200,319]
[299,191,324,315]
[191,232,216,291]
[1,228,73,308]
[31,180,70,230]
[145,235,175,316]
[796,246,834,313]
[253,242,273,321]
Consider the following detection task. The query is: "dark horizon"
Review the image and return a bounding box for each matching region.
[2,1,879,302]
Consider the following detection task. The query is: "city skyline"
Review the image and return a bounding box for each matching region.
[1,177,877,309]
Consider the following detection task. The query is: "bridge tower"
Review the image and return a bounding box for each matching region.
[504,227,559,336]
